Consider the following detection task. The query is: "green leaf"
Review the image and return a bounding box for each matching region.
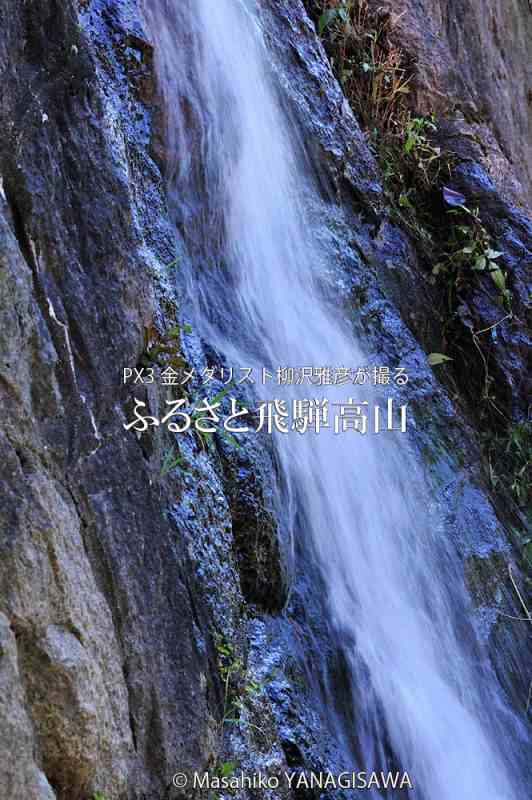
[473,255,487,270]
[404,135,416,154]
[209,384,234,405]
[161,449,183,476]
[428,352,453,366]
[318,8,338,35]
[490,268,506,291]
[220,430,240,450]
[183,323,193,334]
[219,761,237,777]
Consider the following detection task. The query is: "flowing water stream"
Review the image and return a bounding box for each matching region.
[144,1,528,796]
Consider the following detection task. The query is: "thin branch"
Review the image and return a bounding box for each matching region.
[473,313,512,336]
[509,565,532,623]
[495,610,532,623]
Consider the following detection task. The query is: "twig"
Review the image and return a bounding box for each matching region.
[473,313,512,336]
[495,610,532,623]
[508,565,532,622]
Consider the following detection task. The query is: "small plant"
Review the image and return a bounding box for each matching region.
[216,760,238,778]
[431,203,511,309]
[215,634,245,733]
[511,527,532,579]
[499,421,532,506]
[315,2,450,241]
[92,793,107,800]
[486,421,532,509]
[160,447,184,476]
[139,322,187,370]
[318,1,350,35]
[214,634,262,739]
[401,114,447,189]
[189,383,242,453]
[506,424,532,506]
[404,115,436,154]
[317,1,411,135]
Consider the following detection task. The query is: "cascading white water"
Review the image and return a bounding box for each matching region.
[144,1,528,796]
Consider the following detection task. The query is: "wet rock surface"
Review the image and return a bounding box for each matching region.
[0,0,530,798]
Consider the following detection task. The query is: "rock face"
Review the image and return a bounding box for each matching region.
[372,0,532,207]
[0,1,217,797]
[0,1,529,800]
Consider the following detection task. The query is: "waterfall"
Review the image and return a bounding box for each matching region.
[143,1,528,796]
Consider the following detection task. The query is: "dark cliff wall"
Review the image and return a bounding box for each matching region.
[0,2,218,797]
[366,0,532,207]
[0,1,530,799]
